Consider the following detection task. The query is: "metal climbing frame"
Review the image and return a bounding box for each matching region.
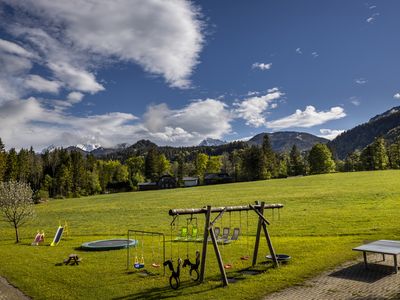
[127,230,166,276]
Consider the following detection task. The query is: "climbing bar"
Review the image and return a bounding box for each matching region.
[169,203,283,216]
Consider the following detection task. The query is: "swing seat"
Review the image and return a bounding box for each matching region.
[151,263,161,268]
[134,263,145,269]
[266,254,291,262]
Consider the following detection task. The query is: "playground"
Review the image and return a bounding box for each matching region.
[0,170,400,299]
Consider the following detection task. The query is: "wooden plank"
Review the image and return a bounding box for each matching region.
[169,204,284,216]
[209,208,227,228]
[199,206,211,282]
[249,204,270,225]
[209,226,229,286]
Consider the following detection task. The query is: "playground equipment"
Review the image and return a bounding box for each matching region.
[82,239,136,251]
[50,225,64,246]
[182,250,200,281]
[163,258,182,290]
[266,254,291,263]
[127,230,165,275]
[31,230,45,246]
[168,201,284,287]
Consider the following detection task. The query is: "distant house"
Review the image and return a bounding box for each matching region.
[138,182,158,191]
[204,173,233,185]
[157,175,177,189]
[182,177,199,187]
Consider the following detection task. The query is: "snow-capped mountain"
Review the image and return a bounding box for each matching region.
[41,144,58,154]
[198,138,227,147]
[75,143,102,152]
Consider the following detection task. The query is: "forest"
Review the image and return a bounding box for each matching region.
[0,135,399,201]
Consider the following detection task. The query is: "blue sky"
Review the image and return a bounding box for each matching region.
[0,0,399,150]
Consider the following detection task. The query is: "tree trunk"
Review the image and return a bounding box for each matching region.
[14,224,19,243]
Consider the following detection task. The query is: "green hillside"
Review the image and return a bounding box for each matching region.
[0,171,399,299]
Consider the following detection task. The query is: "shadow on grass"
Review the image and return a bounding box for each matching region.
[112,280,220,300]
[329,262,395,283]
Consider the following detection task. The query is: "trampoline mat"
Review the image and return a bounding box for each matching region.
[81,239,137,251]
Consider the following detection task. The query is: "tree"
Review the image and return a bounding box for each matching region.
[195,153,208,179]
[0,181,34,243]
[372,137,389,170]
[144,148,158,181]
[0,138,6,182]
[156,154,171,176]
[388,139,400,169]
[4,148,18,181]
[289,145,304,176]
[308,144,336,174]
[262,135,277,178]
[240,146,265,181]
[206,156,222,173]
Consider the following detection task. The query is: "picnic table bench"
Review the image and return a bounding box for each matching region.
[63,254,81,266]
[353,240,400,273]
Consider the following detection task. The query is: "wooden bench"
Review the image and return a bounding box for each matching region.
[353,240,400,273]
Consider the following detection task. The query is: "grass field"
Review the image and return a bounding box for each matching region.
[0,170,400,299]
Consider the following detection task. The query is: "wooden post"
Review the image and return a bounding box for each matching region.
[261,222,279,267]
[252,201,263,266]
[199,206,211,282]
[209,226,229,286]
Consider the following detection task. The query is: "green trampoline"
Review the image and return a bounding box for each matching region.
[81,239,137,251]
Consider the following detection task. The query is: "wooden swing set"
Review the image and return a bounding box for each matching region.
[169,201,283,287]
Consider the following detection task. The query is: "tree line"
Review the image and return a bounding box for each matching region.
[0,135,399,200]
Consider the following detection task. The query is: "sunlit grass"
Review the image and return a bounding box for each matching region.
[0,170,399,299]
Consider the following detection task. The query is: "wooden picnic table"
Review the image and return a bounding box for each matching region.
[353,240,400,273]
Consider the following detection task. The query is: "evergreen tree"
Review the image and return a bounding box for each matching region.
[388,139,400,169]
[144,148,158,181]
[240,146,265,181]
[262,135,276,178]
[289,144,304,176]
[308,144,336,174]
[0,138,6,182]
[17,148,30,182]
[4,148,18,181]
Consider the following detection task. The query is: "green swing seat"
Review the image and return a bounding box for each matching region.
[174,227,189,241]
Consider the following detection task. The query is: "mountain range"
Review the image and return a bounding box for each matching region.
[41,106,400,160]
[328,106,400,159]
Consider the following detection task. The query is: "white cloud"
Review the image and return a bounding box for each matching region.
[67,92,84,104]
[295,48,302,54]
[266,106,346,129]
[4,0,204,89]
[311,51,319,58]
[394,93,400,99]
[0,39,33,58]
[24,75,61,94]
[252,62,272,71]
[234,89,283,127]
[318,129,345,140]
[349,96,361,106]
[48,62,104,94]
[366,13,379,23]
[369,5,377,9]
[355,78,367,85]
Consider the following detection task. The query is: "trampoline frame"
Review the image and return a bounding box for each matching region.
[81,239,137,251]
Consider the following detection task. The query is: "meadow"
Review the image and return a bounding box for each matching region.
[0,170,400,299]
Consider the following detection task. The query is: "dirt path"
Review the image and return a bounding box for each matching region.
[264,254,400,300]
[0,276,30,300]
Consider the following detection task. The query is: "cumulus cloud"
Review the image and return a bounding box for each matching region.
[234,89,283,127]
[295,48,302,54]
[67,92,84,104]
[394,93,400,99]
[266,106,346,129]
[252,62,272,71]
[143,99,232,143]
[24,75,61,94]
[2,0,204,89]
[318,129,345,140]
[311,51,319,58]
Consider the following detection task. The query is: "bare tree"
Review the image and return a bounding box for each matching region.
[0,181,34,243]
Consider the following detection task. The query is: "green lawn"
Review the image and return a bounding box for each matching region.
[1,170,400,299]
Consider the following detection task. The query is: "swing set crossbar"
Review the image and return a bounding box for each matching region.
[169,203,283,216]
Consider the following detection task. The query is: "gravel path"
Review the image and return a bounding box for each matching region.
[264,254,400,300]
[0,276,30,300]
